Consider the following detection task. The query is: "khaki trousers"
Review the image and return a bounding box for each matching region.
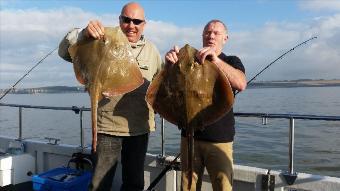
[181,137,233,191]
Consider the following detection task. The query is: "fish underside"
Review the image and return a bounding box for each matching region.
[68,26,143,153]
[146,44,234,189]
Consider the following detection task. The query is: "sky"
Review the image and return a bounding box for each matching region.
[1,0,340,89]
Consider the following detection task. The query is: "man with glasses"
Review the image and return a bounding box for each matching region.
[58,2,162,191]
[165,20,246,191]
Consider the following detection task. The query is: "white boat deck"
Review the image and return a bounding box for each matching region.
[1,136,340,191]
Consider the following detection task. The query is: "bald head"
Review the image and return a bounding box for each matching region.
[121,2,145,20]
[119,2,146,43]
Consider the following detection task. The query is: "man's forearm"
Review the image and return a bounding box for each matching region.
[215,58,247,91]
[58,28,87,62]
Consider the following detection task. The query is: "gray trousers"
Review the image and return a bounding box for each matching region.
[89,133,149,191]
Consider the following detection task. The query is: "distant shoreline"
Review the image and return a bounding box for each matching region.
[0,86,86,94]
[248,79,340,89]
[1,79,340,94]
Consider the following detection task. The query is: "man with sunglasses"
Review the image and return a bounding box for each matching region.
[165,20,246,191]
[58,2,162,191]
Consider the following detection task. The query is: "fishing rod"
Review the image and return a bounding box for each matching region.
[0,46,58,101]
[235,36,317,95]
[147,36,318,189]
[146,153,181,191]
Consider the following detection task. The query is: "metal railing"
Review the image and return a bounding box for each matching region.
[234,112,340,184]
[0,103,90,148]
[1,102,340,184]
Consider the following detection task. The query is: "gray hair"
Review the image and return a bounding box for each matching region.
[203,19,228,34]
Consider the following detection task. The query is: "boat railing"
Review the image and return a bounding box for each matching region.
[1,102,340,184]
[234,112,340,184]
[0,103,90,148]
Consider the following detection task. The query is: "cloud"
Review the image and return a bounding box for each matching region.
[0,7,204,89]
[224,13,340,81]
[145,20,202,55]
[1,6,340,89]
[0,7,119,89]
[299,0,340,11]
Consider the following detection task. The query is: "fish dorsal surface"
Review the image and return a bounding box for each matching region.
[68,26,143,152]
[146,44,234,189]
[146,44,234,130]
[68,26,143,96]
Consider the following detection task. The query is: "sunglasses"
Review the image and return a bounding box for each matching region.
[119,15,145,25]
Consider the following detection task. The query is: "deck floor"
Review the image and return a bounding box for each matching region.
[1,182,33,191]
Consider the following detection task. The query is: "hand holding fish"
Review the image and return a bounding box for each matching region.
[85,20,105,40]
[165,45,180,65]
[196,46,218,64]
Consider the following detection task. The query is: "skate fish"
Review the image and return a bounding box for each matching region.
[68,26,143,152]
[146,44,234,189]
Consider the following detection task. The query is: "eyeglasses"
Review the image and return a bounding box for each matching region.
[119,15,145,25]
[203,31,225,37]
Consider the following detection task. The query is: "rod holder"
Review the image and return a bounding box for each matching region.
[79,108,85,149]
[282,117,298,185]
[282,171,298,185]
[161,117,165,157]
[18,107,23,140]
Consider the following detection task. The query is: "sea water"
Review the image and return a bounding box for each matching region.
[1,86,339,177]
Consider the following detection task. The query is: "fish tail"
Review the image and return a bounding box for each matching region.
[90,86,100,153]
[187,129,194,190]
